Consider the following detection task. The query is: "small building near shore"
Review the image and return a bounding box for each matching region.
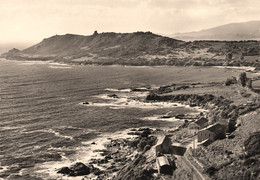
[156,156,173,174]
[197,123,226,142]
[155,135,172,154]
[188,117,208,135]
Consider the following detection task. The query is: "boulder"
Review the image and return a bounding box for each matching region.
[69,162,91,176]
[57,167,72,175]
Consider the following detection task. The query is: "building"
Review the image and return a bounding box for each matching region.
[197,123,226,142]
[155,135,172,154]
[188,117,208,135]
[156,156,173,174]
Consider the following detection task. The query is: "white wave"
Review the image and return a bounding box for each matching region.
[105,88,131,92]
[142,115,181,122]
[19,61,51,65]
[87,97,185,109]
[43,129,74,140]
[22,129,74,140]
[0,165,9,173]
[0,126,22,131]
[33,128,138,180]
[49,65,72,69]
[214,66,255,71]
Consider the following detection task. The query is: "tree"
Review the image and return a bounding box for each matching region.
[238,72,248,87]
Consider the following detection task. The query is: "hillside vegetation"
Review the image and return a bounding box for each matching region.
[1,31,260,68]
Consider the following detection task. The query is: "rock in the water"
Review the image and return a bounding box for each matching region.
[91,167,103,175]
[140,129,151,138]
[107,94,119,98]
[69,162,91,176]
[57,167,73,175]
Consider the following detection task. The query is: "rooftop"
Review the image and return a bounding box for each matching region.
[200,123,226,134]
[193,117,208,126]
[156,135,170,146]
[156,156,171,167]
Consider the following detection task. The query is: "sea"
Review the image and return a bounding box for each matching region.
[0,58,241,179]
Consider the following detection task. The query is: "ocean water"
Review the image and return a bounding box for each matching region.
[0,59,239,179]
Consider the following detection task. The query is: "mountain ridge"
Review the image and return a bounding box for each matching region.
[171,20,260,41]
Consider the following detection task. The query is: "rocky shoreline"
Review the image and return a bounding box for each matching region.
[56,128,160,179]
[56,77,260,179]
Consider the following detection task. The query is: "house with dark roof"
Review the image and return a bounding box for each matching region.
[197,123,226,142]
[155,135,171,154]
[188,117,208,135]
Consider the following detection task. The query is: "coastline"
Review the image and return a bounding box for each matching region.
[1,57,258,72]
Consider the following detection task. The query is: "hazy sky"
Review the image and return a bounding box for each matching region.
[1,0,260,44]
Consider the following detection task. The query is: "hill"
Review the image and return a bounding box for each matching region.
[1,31,183,64]
[172,21,260,41]
[1,31,260,68]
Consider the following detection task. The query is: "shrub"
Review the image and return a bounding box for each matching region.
[238,72,248,87]
[225,77,237,86]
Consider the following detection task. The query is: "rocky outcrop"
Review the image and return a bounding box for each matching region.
[244,131,260,157]
[114,154,154,180]
[146,92,260,133]
[57,162,92,176]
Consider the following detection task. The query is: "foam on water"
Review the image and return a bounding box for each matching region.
[105,88,131,92]
[33,128,137,180]
[21,129,74,140]
[142,115,181,122]
[49,65,72,69]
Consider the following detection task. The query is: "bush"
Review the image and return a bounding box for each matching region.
[204,166,218,176]
[225,77,237,86]
[238,72,248,87]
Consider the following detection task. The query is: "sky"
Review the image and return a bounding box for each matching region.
[0,0,260,44]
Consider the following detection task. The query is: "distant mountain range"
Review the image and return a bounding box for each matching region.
[171,21,260,41]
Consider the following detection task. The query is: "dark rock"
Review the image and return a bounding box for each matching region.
[83,101,89,105]
[107,94,119,98]
[97,158,108,164]
[161,115,172,118]
[175,114,185,119]
[140,129,152,138]
[69,162,91,176]
[91,142,96,145]
[131,88,148,92]
[91,166,103,175]
[244,131,260,157]
[57,167,72,175]
[105,155,112,160]
[127,132,141,136]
